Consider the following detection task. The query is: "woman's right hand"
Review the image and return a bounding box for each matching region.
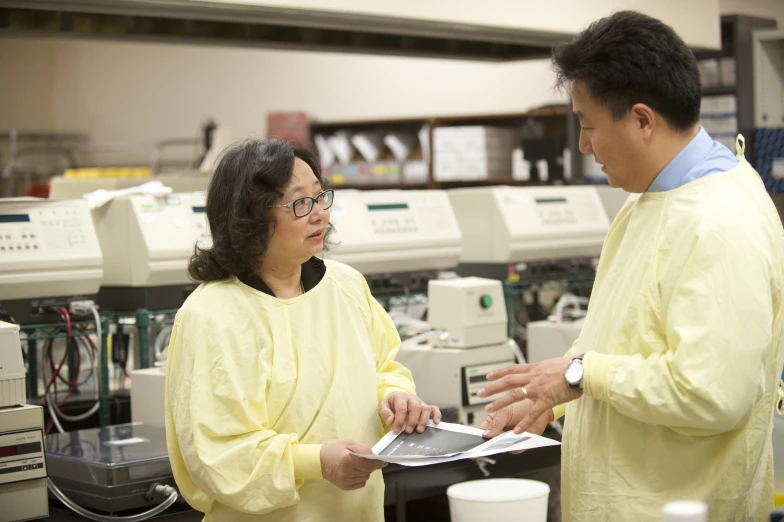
[320,440,387,490]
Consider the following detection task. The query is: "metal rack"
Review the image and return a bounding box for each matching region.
[21,316,111,427]
[20,308,177,429]
[103,308,179,370]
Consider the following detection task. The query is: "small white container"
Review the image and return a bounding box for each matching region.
[662,500,708,522]
[447,478,549,522]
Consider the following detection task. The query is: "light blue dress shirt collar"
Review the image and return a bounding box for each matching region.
[647,127,738,192]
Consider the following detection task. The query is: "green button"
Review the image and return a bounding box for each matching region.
[480,295,493,309]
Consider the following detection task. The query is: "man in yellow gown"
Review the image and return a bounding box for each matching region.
[479,11,784,522]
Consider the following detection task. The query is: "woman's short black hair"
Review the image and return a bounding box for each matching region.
[188,138,335,283]
[552,10,701,132]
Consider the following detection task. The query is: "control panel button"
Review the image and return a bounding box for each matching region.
[480,295,493,309]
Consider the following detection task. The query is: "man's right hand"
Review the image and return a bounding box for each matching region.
[320,440,386,490]
[479,399,554,439]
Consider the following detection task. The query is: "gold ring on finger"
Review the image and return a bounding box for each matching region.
[520,386,528,400]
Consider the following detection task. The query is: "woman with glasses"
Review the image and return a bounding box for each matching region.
[164,138,438,522]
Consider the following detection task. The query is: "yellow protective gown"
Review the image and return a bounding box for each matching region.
[165,260,415,522]
[555,142,784,521]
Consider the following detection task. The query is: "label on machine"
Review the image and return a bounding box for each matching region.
[462,361,509,407]
[0,428,47,485]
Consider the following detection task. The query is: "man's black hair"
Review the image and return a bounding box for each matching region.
[552,10,701,131]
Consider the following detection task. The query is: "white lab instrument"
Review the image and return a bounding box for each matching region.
[92,192,210,310]
[0,321,25,408]
[427,277,507,349]
[595,185,629,223]
[0,321,48,522]
[326,190,462,275]
[0,198,104,323]
[447,186,610,263]
[396,277,518,427]
[130,367,167,428]
[526,319,584,363]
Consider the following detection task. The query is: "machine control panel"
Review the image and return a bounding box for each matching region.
[534,196,578,225]
[0,199,104,305]
[368,203,420,235]
[191,205,210,242]
[462,361,508,407]
[447,186,611,263]
[0,205,92,255]
[327,190,462,274]
[0,429,47,485]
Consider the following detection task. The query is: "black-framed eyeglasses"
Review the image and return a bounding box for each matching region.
[270,189,334,218]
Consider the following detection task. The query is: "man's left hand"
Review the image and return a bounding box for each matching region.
[477,357,582,434]
[379,392,442,434]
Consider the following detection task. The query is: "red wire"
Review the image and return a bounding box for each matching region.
[43,309,74,432]
[43,317,100,435]
[60,307,71,339]
[48,337,82,388]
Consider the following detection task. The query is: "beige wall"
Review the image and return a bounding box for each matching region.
[0,0,778,166]
[49,40,563,144]
[0,39,54,131]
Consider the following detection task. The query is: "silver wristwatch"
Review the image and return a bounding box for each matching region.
[565,355,585,391]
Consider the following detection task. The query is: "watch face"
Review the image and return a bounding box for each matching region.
[565,361,582,384]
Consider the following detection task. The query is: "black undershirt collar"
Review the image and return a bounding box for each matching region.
[239,257,326,297]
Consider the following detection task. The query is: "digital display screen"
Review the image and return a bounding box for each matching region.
[0,214,31,223]
[0,441,41,458]
[367,203,409,211]
[192,206,206,213]
[535,198,567,205]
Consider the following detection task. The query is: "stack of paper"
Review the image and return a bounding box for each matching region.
[355,421,560,467]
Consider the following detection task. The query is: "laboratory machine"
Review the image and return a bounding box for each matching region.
[526,318,585,363]
[595,185,630,223]
[49,172,211,200]
[395,277,520,427]
[130,366,167,428]
[0,320,49,522]
[325,189,462,291]
[0,198,104,324]
[526,292,589,363]
[45,423,178,513]
[447,185,611,267]
[91,192,211,310]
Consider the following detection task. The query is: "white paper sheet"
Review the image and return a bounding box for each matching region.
[354,421,560,467]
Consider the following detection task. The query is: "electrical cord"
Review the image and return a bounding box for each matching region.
[153,324,174,363]
[48,479,178,522]
[48,360,100,421]
[43,330,100,429]
[43,309,73,435]
[43,302,103,434]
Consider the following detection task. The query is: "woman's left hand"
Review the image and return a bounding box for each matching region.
[379,392,442,434]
